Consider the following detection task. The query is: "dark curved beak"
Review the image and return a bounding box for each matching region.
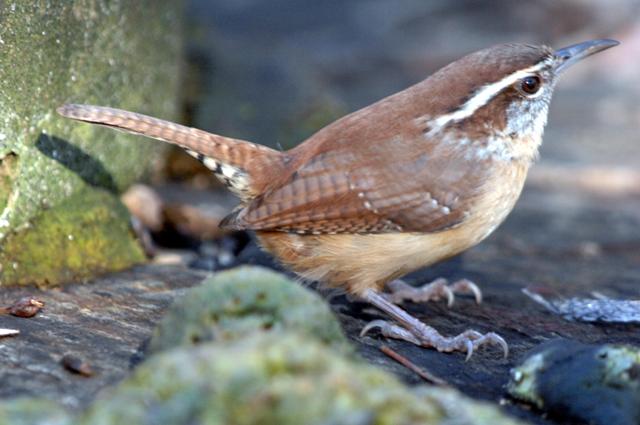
[554,39,619,74]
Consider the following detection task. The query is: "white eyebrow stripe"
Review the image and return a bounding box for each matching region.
[430,62,547,130]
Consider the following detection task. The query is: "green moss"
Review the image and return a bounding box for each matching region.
[0,1,182,285]
[149,266,350,354]
[0,188,144,287]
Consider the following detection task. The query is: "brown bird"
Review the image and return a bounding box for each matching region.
[58,39,618,359]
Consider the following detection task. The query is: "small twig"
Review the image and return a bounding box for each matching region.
[380,345,447,386]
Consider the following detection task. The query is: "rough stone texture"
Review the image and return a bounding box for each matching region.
[0,1,182,286]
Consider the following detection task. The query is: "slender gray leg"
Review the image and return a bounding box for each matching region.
[386,278,482,307]
[361,289,508,360]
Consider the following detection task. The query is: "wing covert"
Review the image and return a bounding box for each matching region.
[222,135,491,234]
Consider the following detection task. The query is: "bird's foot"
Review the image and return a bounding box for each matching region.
[361,320,507,361]
[361,289,507,360]
[385,277,482,307]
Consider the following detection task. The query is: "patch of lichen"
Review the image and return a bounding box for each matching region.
[0,1,182,285]
[148,266,350,354]
[0,187,144,287]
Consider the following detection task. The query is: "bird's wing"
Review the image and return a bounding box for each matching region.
[222,135,490,234]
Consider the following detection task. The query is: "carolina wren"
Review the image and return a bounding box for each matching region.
[58,39,618,359]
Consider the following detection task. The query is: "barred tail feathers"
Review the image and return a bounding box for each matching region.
[57,104,284,199]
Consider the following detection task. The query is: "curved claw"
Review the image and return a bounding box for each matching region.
[465,340,474,362]
[451,279,483,304]
[465,331,509,360]
[360,319,423,345]
[443,285,455,307]
[359,319,388,338]
[483,332,509,359]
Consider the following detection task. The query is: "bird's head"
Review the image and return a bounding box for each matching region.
[426,39,619,162]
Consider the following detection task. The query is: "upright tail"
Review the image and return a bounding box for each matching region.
[57,104,286,200]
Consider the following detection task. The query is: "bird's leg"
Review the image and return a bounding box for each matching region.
[360,289,507,360]
[385,278,482,307]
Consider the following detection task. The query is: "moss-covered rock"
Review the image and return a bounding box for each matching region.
[0,1,182,286]
[0,398,71,425]
[82,333,523,425]
[149,266,350,353]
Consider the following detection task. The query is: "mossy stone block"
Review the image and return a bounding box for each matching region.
[0,1,182,286]
[149,266,350,353]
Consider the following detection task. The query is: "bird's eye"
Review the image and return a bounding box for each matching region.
[519,75,541,95]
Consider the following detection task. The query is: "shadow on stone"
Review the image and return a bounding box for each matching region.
[35,134,118,193]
